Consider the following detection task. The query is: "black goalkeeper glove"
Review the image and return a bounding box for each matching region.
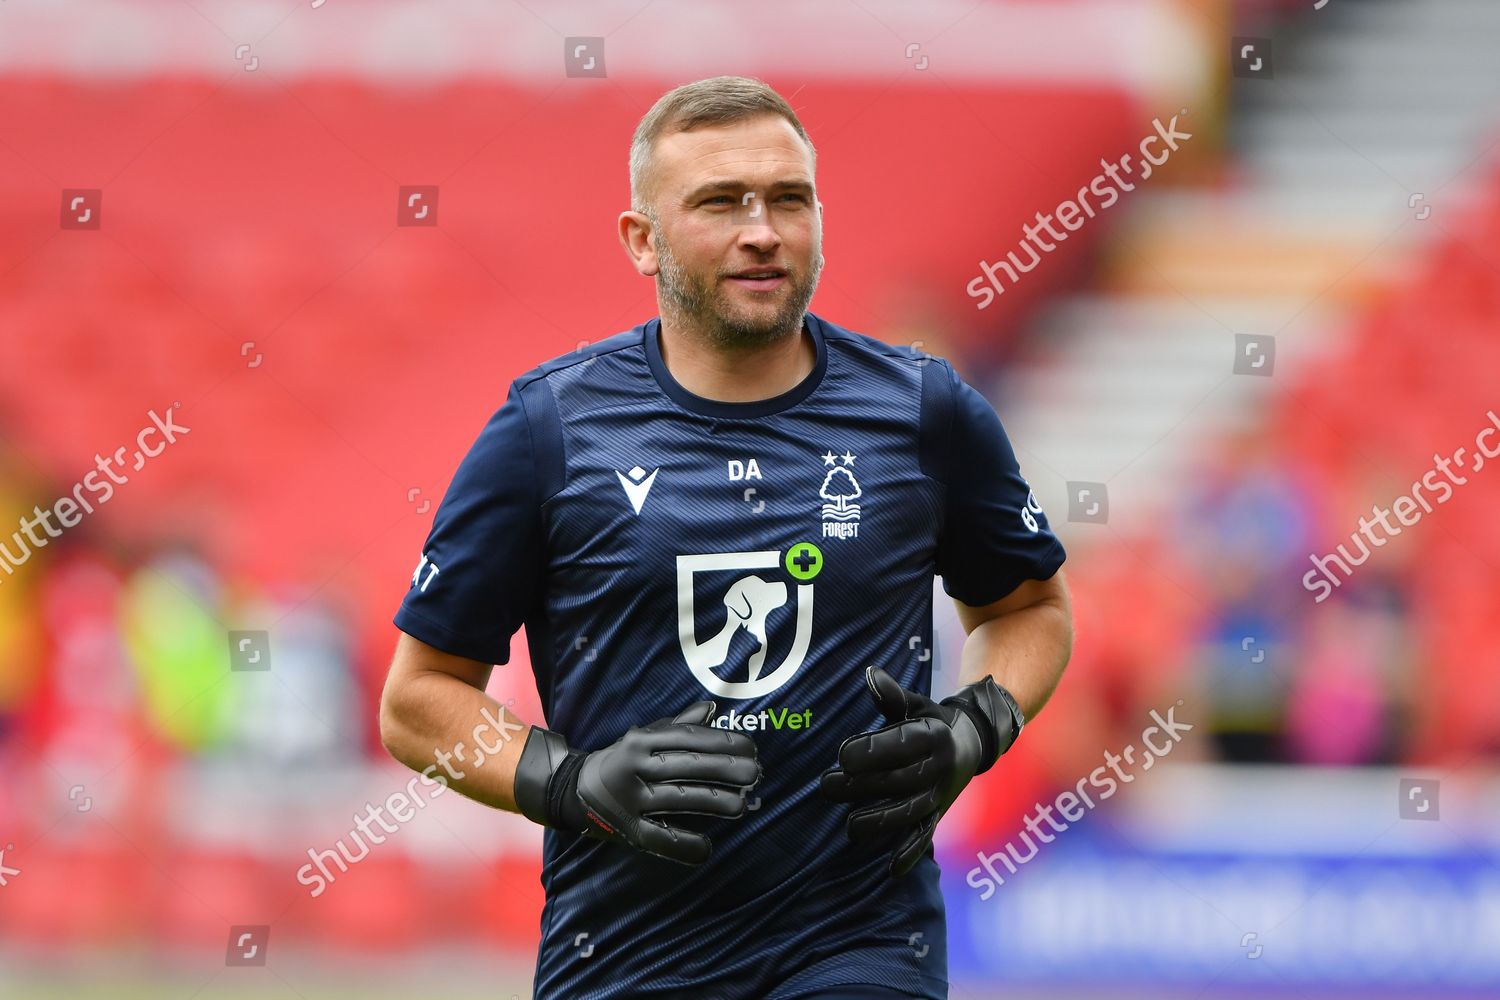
[512,700,761,866]
[820,666,1024,876]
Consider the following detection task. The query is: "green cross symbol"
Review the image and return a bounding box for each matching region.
[785,542,824,580]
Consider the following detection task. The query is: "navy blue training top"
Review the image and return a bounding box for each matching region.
[394,310,1066,1000]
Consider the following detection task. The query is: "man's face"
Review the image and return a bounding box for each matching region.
[644,114,823,350]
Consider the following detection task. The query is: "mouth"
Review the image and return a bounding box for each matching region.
[726,268,787,291]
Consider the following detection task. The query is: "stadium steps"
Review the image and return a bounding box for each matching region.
[994,0,1500,534]
[996,295,1341,534]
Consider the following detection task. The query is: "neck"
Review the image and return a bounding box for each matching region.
[657,312,816,403]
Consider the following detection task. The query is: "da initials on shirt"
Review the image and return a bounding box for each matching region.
[727,459,762,481]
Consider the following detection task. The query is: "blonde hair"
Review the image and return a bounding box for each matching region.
[629,75,816,216]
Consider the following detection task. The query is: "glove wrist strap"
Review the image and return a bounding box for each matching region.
[547,751,590,832]
[514,726,587,831]
[943,676,1025,775]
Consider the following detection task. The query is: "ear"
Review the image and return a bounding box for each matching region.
[618,210,659,277]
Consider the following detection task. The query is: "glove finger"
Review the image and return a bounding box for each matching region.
[889,813,939,876]
[865,666,914,723]
[845,789,939,841]
[641,781,753,819]
[642,751,762,788]
[819,765,851,800]
[642,724,757,760]
[666,700,717,727]
[820,757,936,801]
[834,719,941,772]
[634,818,713,866]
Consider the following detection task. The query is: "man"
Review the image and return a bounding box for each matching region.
[380,75,1072,1000]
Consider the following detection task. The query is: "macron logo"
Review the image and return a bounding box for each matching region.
[615,465,659,514]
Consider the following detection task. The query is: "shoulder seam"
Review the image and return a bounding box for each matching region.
[516,377,568,505]
[514,333,645,389]
[919,357,959,485]
[514,380,545,511]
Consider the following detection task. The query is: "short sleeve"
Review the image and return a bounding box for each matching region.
[393,380,545,664]
[928,360,1066,606]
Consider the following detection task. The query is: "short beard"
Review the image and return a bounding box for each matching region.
[652,216,823,352]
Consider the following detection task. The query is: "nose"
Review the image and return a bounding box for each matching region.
[733,196,782,253]
[736,220,781,255]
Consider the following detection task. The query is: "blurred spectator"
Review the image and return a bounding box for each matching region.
[1177,425,1317,762]
[1284,572,1415,766]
